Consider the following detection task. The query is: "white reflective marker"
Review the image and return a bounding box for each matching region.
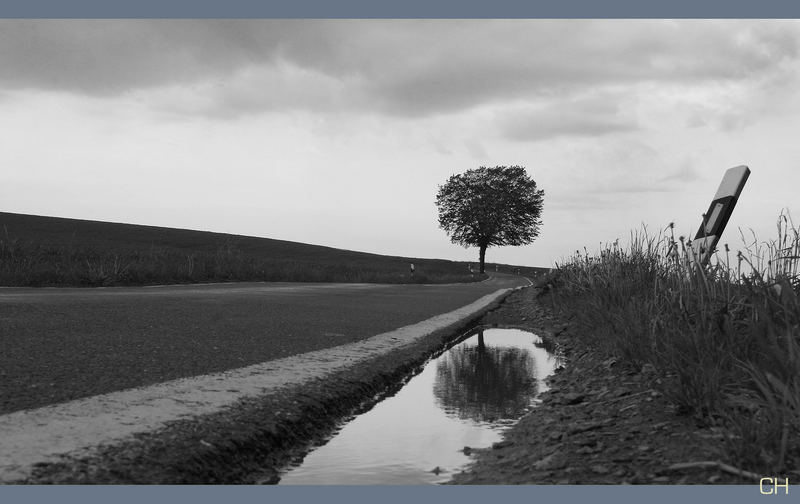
[689,165,750,266]
[704,203,724,235]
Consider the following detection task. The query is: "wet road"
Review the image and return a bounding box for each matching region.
[0,274,527,414]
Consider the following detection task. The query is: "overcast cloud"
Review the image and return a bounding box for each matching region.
[2,19,800,267]
[4,20,799,116]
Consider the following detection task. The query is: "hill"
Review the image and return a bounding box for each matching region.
[0,212,546,287]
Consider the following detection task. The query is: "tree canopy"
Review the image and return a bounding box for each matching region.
[435,165,544,273]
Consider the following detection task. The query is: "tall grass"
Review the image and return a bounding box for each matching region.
[546,211,799,475]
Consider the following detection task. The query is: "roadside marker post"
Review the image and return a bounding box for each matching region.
[689,165,750,267]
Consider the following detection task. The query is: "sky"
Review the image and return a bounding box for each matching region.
[1,19,799,268]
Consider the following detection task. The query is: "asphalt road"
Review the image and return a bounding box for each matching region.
[0,274,527,415]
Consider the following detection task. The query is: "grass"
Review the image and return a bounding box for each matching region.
[541,211,800,476]
[0,212,544,287]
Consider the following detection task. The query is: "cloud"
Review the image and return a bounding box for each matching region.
[0,20,340,96]
[2,19,799,121]
[143,62,355,119]
[497,95,638,141]
[464,138,489,159]
[660,160,704,184]
[547,195,624,211]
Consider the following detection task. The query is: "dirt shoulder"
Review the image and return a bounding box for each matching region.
[449,287,758,485]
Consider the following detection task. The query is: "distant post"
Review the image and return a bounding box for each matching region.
[689,165,750,267]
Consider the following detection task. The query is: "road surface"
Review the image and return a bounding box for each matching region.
[0,274,527,415]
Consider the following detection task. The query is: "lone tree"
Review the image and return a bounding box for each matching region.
[435,165,544,274]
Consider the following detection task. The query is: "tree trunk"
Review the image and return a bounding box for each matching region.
[478,245,487,273]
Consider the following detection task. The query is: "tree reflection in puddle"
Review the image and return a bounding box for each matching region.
[433,329,540,423]
[278,327,556,485]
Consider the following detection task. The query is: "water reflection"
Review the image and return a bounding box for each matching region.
[433,330,539,423]
[278,327,556,485]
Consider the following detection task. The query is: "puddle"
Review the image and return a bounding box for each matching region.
[277,327,558,485]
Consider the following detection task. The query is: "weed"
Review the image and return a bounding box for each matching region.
[545,210,800,475]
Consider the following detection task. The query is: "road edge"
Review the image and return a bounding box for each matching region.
[6,284,529,484]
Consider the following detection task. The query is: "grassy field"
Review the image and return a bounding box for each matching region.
[540,212,799,476]
[0,212,545,287]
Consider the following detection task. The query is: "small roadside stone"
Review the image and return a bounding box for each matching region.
[533,453,567,470]
[492,440,514,450]
[563,392,586,405]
